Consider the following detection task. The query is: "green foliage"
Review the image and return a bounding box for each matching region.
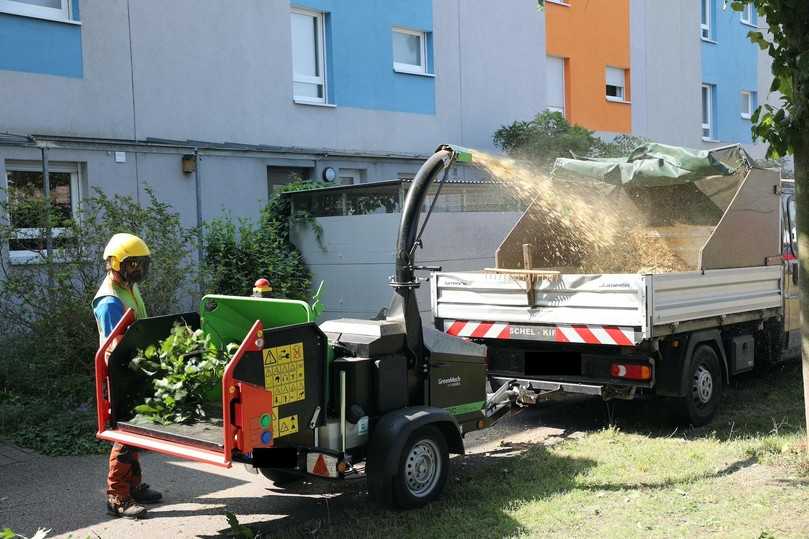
[730,0,809,159]
[225,512,255,539]
[0,187,193,454]
[492,111,648,168]
[203,179,323,299]
[129,324,235,425]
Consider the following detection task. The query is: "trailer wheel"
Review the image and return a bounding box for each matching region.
[258,468,301,487]
[390,426,449,509]
[676,345,723,426]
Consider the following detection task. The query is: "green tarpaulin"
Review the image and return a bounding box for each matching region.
[551,143,746,186]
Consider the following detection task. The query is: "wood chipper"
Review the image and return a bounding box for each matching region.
[95,145,504,509]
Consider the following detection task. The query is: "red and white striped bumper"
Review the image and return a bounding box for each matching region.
[443,319,638,346]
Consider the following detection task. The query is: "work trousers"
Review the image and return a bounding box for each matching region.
[107,443,142,503]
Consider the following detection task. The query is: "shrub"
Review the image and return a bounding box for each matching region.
[0,186,194,453]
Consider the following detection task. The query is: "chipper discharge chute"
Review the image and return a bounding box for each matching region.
[96,144,508,509]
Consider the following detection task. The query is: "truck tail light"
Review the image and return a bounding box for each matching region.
[610,363,651,381]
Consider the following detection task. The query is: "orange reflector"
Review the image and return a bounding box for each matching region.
[610,363,652,381]
[337,461,349,474]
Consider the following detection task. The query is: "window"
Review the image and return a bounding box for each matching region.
[701,0,712,39]
[291,7,327,104]
[741,90,755,119]
[702,84,715,140]
[740,3,754,25]
[338,168,366,186]
[4,162,79,264]
[393,27,427,75]
[546,56,566,114]
[605,66,626,101]
[0,0,70,21]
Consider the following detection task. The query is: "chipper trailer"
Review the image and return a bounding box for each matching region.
[95,145,516,509]
[431,144,798,426]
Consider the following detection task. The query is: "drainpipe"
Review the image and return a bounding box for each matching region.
[40,145,54,288]
[194,148,204,291]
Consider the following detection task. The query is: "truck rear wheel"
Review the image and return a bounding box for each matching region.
[388,426,449,509]
[676,345,723,426]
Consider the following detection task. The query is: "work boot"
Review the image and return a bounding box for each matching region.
[106,497,147,519]
[131,483,163,504]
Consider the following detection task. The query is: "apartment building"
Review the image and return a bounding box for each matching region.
[0,0,547,264]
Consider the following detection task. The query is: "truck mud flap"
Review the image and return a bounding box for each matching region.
[490,376,604,397]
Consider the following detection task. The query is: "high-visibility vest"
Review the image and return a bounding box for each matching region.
[93,274,148,345]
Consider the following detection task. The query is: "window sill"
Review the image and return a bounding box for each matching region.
[606,97,631,104]
[740,21,759,29]
[293,99,336,108]
[701,37,718,44]
[0,10,81,25]
[8,250,64,265]
[702,137,721,143]
[545,0,571,6]
[741,114,752,120]
[393,67,436,78]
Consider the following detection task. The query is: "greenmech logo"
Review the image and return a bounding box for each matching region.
[437,376,462,387]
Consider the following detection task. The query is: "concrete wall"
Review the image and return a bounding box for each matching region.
[291,211,523,321]
[630,0,702,146]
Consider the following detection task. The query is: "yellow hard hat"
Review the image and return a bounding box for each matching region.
[103,233,151,271]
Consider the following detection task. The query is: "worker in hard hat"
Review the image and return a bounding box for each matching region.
[93,233,162,519]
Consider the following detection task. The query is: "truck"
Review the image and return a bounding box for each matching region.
[96,145,515,509]
[431,144,798,426]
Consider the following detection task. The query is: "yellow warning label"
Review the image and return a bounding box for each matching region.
[278,414,299,437]
[263,342,305,406]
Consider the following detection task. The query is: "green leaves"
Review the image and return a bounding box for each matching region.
[129,323,230,425]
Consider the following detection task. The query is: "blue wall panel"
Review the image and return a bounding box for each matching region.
[292,0,435,115]
[701,2,758,143]
[0,12,83,78]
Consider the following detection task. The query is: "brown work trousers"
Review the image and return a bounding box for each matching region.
[107,443,142,502]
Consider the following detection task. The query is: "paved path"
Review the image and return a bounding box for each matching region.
[0,398,608,538]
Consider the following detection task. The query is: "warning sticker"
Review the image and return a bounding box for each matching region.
[263,342,305,406]
[278,414,299,437]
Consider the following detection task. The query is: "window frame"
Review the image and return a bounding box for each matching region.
[0,0,71,22]
[740,90,754,119]
[605,66,626,102]
[740,3,754,25]
[4,161,80,265]
[702,84,715,141]
[546,55,566,114]
[392,26,428,76]
[290,6,328,105]
[701,0,712,40]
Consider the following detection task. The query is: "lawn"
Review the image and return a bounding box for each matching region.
[273,360,809,538]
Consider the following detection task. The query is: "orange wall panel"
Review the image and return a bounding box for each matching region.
[546,0,631,133]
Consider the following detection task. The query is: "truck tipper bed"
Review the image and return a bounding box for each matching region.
[432,144,798,425]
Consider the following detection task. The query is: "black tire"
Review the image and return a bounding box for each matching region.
[258,468,302,487]
[390,426,449,509]
[675,345,724,426]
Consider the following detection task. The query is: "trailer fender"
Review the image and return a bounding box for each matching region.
[678,330,729,397]
[366,406,463,504]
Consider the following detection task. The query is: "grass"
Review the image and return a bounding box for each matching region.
[269,360,809,539]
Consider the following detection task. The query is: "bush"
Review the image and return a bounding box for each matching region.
[492,111,649,168]
[0,186,194,454]
[203,179,322,300]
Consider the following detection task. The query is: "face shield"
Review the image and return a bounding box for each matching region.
[120,256,151,284]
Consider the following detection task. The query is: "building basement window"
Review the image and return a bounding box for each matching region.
[393,27,428,75]
[0,0,70,21]
[605,66,627,102]
[4,162,80,264]
[291,7,327,104]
